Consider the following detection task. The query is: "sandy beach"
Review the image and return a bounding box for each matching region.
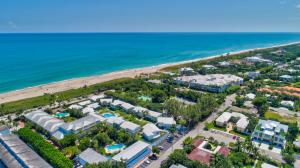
[0,41,299,104]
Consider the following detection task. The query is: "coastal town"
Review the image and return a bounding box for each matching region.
[1,43,300,168]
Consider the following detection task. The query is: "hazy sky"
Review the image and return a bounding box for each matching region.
[1,0,300,32]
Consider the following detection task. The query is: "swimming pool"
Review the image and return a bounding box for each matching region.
[55,112,70,118]
[105,144,125,154]
[102,112,115,118]
[138,95,152,101]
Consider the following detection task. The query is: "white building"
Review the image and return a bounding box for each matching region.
[145,110,162,122]
[143,123,161,141]
[106,117,125,127]
[242,56,273,64]
[218,61,231,67]
[247,71,260,79]
[87,103,100,109]
[179,67,194,75]
[252,119,288,147]
[215,112,249,133]
[157,117,176,129]
[69,104,83,110]
[82,107,95,115]
[202,65,216,69]
[120,121,141,134]
[174,74,243,93]
[245,93,256,100]
[78,100,92,106]
[90,94,105,102]
[99,98,113,106]
[279,75,294,82]
[76,148,108,166]
[112,141,151,168]
[280,100,294,109]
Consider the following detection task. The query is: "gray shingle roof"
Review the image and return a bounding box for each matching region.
[78,148,108,164]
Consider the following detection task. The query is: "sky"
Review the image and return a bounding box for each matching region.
[0,0,300,33]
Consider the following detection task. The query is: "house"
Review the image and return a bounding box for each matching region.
[59,115,101,135]
[106,117,125,127]
[132,106,148,117]
[261,163,278,168]
[218,61,231,67]
[119,102,135,112]
[157,117,176,129]
[69,104,83,110]
[99,98,113,106]
[188,139,230,165]
[247,71,260,79]
[252,119,288,147]
[120,121,141,134]
[215,112,249,133]
[78,100,92,106]
[271,49,286,56]
[202,65,216,69]
[143,123,161,141]
[90,94,105,102]
[242,56,273,64]
[280,100,294,109]
[24,110,65,134]
[174,74,243,93]
[112,141,151,168]
[82,107,95,115]
[169,164,187,168]
[0,133,51,168]
[245,93,256,100]
[145,110,162,122]
[148,79,162,85]
[179,67,194,75]
[76,148,108,166]
[215,112,232,127]
[87,103,100,109]
[279,75,294,82]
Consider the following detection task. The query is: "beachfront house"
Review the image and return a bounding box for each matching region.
[251,119,288,147]
[242,56,273,65]
[106,117,125,127]
[90,94,105,102]
[174,74,243,93]
[112,141,152,168]
[142,123,161,141]
[179,67,194,75]
[120,121,141,134]
[76,148,108,166]
[58,115,101,135]
[157,117,176,130]
[279,75,294,82]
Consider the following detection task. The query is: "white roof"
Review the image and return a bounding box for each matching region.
[106,117,125,125]
[261,163,278,168]
[143,123,161,137]
[147,110,162,118]
[78,148,108,164]
[246,93,256,100]
[216,112,232,123]
[133,106,148,113]
[69,104,83,110]
[111,100,124,106]
[60,115,100,132]
[87,103,100,109]
[236,117,249,129]
[202,65,216,69]
[24,110,65,133]
[99,98,113,104]
[157,117,176,125]
[90,94,105,101]
[281,100,294,107]
[89,113,106,122]
[112,141,150,162]
[174,74,243,87]
[120,121,141,132]
[78,100,92,106]
[82,107,95,114]
[120,102,135,110]
[180,67,193,72]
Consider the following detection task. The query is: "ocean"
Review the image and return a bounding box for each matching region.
[1,32,300,93]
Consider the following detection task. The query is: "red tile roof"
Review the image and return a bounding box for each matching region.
[188,148,212,164]
[217,146,230,156]
[192,139,204,147]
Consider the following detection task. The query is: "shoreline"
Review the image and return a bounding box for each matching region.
[0,41,299,104]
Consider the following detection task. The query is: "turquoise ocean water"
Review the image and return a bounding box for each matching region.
[1,33,300,93]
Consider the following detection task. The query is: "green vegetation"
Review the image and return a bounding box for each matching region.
[0,78,131,116]
[86,161,126,168]
[18,128,73,168]
[264,112,297,124]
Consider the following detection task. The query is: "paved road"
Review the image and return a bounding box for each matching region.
[148,94,236,168]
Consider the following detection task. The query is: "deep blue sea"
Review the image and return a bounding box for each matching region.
[1,33,300,93]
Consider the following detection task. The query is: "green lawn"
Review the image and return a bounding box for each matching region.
[264,111,297,124]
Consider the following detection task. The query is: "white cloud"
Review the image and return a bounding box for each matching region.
[296,4,300,9]
[8,21,18,29]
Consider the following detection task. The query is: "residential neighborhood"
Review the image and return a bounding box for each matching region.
[1,44,300,168]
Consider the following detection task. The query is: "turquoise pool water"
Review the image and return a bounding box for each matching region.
[55,112,70,118]
[102,112,115,118]
[105,144,125,154]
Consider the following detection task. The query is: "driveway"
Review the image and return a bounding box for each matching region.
[148,94,236,168]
